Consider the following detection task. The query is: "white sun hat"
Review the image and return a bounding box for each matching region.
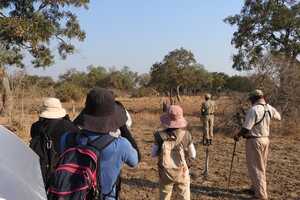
[39,98,67,119]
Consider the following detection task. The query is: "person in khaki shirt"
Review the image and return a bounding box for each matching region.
[201,93,216,145]
[234,89,281,200]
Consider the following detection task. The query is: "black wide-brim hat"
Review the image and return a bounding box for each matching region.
[73,87,127,133]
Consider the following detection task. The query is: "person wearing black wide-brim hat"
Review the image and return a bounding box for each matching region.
[60,87,139,200]
[73,89,141,161]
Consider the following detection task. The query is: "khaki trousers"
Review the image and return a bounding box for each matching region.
[202,115,214,140]
[159,168,190,200]
[246,137,270,200]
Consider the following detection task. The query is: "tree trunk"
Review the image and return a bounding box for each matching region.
[0,68,13,119]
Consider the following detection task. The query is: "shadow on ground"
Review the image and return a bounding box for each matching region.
[123,178,253,200]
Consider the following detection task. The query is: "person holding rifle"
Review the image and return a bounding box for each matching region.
[201,93,216,145]
[234,89,281,200]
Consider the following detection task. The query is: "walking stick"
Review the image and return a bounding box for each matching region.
[227,140,237,189]
[203,145,209,179]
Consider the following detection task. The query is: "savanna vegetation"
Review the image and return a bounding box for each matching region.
[0,0,299,199]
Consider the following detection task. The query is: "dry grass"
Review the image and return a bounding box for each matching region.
[1,95,299,199]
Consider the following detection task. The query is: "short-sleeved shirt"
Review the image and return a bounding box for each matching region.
[154,128,193,154]
[243,102,281,137]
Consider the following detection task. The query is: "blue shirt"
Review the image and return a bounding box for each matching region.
[60,131,138,200]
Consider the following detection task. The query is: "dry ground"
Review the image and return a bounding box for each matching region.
[118,97,300,200]
[1,96,299,200]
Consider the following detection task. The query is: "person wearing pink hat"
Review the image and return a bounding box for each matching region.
[152,105,196,200]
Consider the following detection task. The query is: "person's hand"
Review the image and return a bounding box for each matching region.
[233,133,240,141]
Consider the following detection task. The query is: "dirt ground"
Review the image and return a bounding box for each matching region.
[1,96,299,200]
[118,97,300,200]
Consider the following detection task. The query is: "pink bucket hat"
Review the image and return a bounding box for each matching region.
[160,105,187,128]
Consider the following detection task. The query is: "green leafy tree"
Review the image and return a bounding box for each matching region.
[150,47,208,94]
[102,66,138,91]
[225,75,255,92]
[211,72,229,92]
[0,0,88,67]
[23,75,55,89]
[0,0,89,115]
[136,73,151,88]
[59,68,87,87]
[86,65,108,88]
[224,0,299,70]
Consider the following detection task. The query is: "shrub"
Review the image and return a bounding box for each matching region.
[54,83,84,102]
[131,87,157,97]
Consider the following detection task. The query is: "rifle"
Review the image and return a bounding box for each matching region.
[226,96,246,189]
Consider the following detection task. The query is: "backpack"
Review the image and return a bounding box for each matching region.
[47,134,115,200]
[201,101,214,116]
[30,123,59,190]
[158,129,189,183]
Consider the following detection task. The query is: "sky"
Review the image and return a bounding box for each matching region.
[25,0,244,78]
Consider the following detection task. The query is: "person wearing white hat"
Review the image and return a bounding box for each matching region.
[234,89,281,199]
[39,98,67,119]
[30,97,79,188]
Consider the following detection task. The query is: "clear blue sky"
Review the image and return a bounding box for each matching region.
[27,0,244,78]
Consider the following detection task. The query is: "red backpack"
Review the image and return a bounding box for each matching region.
[47,134,115,200]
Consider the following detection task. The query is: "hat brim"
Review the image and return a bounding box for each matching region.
[74,103,127,133]
[39,108,67,119]
[160,114,187,129]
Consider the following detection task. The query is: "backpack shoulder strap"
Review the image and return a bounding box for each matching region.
[86,134,116,152]
[158,129,186,146]
[158,131,171,141]
[174,129,186,146]
[254,104,272,126]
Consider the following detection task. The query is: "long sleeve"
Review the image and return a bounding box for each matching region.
[119,125,141,161]
[122,139,139,168]
[270,105,281,121]
[188,143,196,159]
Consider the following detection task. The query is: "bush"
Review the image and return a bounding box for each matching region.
[54,83,84,102]
[131,87,157,97]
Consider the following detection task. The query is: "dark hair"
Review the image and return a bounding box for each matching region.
[249,95,263,104]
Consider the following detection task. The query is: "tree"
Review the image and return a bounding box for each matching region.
[224,0,299,71]
[225,75,255,92]
[210,72,229,92]
[136,73,151,88]
[59,68,87,87]
[102,66,138,91]
[225,0,300,126]
[86,65,107,88]
[0,0,89,115]
[149,47,208,95]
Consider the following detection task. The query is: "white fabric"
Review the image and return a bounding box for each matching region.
[109,129,121,137]
[109,110,132,137]
[188,143,196,159]
[0,126,47,200]
[243,101,281,137]
[125,110,132,128]
[39,97,66,119]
